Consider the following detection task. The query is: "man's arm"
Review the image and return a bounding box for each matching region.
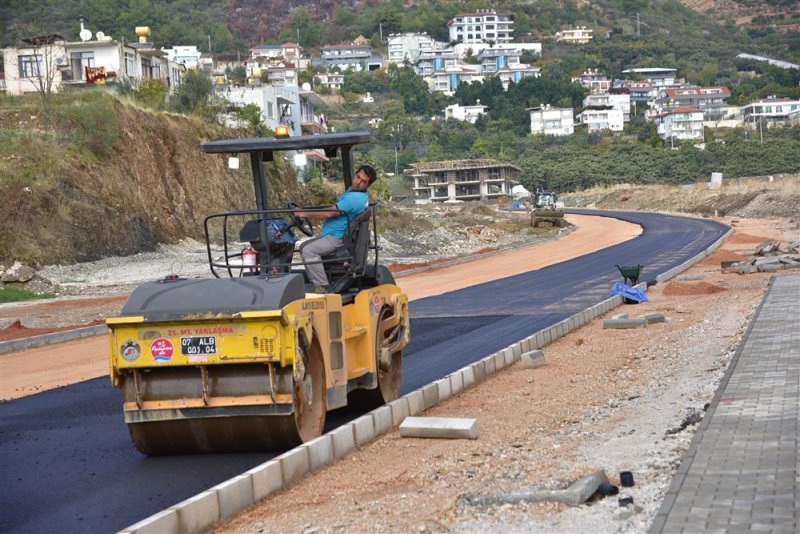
[294,205,343,219]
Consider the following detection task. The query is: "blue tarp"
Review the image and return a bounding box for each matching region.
[610,281,648,303]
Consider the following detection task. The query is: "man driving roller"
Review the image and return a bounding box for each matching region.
[296,164,377,292]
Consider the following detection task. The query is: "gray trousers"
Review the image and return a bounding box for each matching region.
[299,234,342,286]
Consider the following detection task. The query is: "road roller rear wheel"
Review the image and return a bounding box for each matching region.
[125,340,326,455]
[349,306,402,410]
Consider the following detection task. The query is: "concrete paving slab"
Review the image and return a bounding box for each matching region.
[329,425,356,458]
[372,405,393,435]
[352,414,376,447]
[399,417,479,440]
[406,389,425,416]
[520,350,545,369]
[640,312,666,324]
[176,490,219,533]
[603,318,647,329]
[216,474,254,520]
[278,447,310,486]
[305,434,334,471]
[247,460,283,500]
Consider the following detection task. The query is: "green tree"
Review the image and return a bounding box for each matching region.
[171,69,214,114]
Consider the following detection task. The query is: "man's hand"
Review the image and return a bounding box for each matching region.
[294,206,342,220]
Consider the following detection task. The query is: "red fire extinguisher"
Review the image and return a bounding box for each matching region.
[242,244,257,274]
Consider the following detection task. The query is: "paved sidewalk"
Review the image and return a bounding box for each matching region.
[651,274,800,533]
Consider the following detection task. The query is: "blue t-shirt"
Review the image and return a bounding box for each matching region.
[321,190,369,239]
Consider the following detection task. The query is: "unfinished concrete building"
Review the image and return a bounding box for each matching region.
[410,159,520,202]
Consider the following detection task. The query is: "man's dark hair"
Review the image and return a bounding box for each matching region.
[357,164,377,185]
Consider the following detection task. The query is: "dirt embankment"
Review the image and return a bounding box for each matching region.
[562,175,800,221]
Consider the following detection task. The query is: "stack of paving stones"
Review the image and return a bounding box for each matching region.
[651,274,800,533]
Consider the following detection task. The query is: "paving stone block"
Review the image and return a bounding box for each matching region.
[421,382,440,409]
[520,350,545,369]
[483,355,496,376]
[472,360,486,383]
[603,318,647,329]
[504,347,516,365]
[757,263,782,272]
[677,274,705,281]
[329,425,356,458]
[461,366,475,388]
[389,397,410,426]
[406,389,425,415]
[353,414,376,447]
[305,434,334,471]
[534,332,544,349]
[247,460,283,500]
[436,377,452,402]
[372,405,393,435]
[399,417,479,440]
[176,490,218,533]
[216,474,254,520]
[611,313,629,320]
[640,312,666,324]
[493,351,506,371]
[520,337,532,353]
[449,372,464,396]
[123,508,180,534]
[511,343,522,360]
[278,447,310,486]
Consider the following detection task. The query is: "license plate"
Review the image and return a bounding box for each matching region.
[180,336,217,355]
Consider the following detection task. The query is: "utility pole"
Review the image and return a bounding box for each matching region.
[297,28,300,46]
[636,13,640,36]
[380,23,383,42]
[207,34,211,53]
[759,113,764,144]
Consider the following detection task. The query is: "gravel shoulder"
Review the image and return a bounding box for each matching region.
[214,217,796,534]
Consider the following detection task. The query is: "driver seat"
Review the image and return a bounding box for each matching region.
[322,207,373,292]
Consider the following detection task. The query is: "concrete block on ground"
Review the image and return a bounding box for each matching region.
[520,350,545,369]
[305,434,334,471]
[640,312,666,324]
[493,351,506,371]
[278,446,310,485]
[462,366,475,388]
[437,377,452,402]
[676,274,704,281]
[399,417,478,440]
[406,389,425,416]
[122,508,180,534]
[329,425,356,458]
[611,313,628,320]
[758,263,782,272]
[248,460,283,500]
[603,318,647,329]
[216,474,254,520]
[421,382,440,409]
[504,347,515,366]
[373,405,393,435]
[353,414,376,447]
[733,263,758,274]
[449,372,464,396]
[472,360,486,383]
[176,490,219,533]
[483,355,496,376]
[754,256,783,266]
[389,397,410,426]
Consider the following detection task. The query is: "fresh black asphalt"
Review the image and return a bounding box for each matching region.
[0,210,728,533]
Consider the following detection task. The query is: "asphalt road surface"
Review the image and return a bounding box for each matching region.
[0,211,728,533]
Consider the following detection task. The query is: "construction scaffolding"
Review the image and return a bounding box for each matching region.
[410,159,521,203]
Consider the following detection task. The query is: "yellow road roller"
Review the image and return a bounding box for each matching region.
[107,132,409,454]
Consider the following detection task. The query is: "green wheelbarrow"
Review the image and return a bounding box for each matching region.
[616,264,643,286]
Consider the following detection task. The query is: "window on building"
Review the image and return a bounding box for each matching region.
[18,54,43,78]
[125,53,135,76]
[70,51,95,81]
[150,62,161,79]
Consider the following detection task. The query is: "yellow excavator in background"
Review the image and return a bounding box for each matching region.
[106,131,409,454]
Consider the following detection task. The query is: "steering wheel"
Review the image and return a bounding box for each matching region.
[287,202,314,236]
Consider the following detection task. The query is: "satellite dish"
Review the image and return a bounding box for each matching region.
[301,82,311,91]
[79,28,92,41]
[96,31,105,40]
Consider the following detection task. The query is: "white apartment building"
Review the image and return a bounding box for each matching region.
[387,33,437,64]
[496,64,541,89]
[444,102,487,123]
[621,68,679,91]
[578,106,625,132]
[529,105,574,136]
[655,107,705,141]
[583,93,631,122]
[741,97,800,127]
[572,69,610,93]
[3,31,184,96]
[414,49,459,77]
[162,45,201,69]
[425,65,483,95]
[555,26,593,43]
[447,10,514,45]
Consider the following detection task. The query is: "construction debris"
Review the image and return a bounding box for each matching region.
[603,317,647,329]
[458,470,609,508]
[399,417,479,440]
[520,350,545,369]
[754,240,781,255]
